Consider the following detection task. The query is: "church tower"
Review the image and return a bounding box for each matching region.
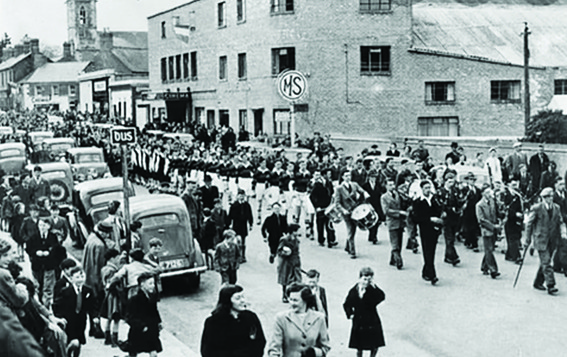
[66,0,99,61]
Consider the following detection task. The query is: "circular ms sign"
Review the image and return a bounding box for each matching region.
[277,70,307,101]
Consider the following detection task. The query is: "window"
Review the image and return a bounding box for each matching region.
[271,0,294,14]
[175,55,181,79]
[555,79,567,95]
[273,109,290,134]
[490,80,521,103]
[425,82,455,104]
[219,56,227,80]
[272,47,295,75]
[191,51,198,79]
[36,86,43,96]
[218,2,226,28]
[219,110,229,127]
[207,110,215,128]
[168,56,174,80]
[195,107,205,125]
[161,21,166,38]
[79,6,86,25]
[418,117,459,137]
[238,53,247,79]
[360,0,391,12]
[239,109,247,130]
[161,58,167,82]
[69,85,76,96]
[60,84,68,96]
[183,53,189,79]
[53,85,59,96]
[237,0,246,22]
[361,46,390,74]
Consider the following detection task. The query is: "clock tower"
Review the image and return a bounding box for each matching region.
[66,0,99,61]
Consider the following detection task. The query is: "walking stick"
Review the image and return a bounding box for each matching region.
[513,241,530,288]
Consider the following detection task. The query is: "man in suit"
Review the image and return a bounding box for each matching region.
[335,170,369,259]
[529,144,549,194]
[181,180,203,240]
[526,187,566,295]
[436,174,461,266]
[504,142,528,183]
[305,269,328,326]
[362,169,384,245]
[19,204,41,245]
[200,174,220,210]
[462,172,482,252]
[476,185,501,279]
[28,165,51,205]
[261,202,288,263]
[413,180,443,284]
[214,229,241,285]
[504,178,524,264]
[350,158,367,187]
[228,189,253,263]
[553,178,567,275]
[381,179,407,269]
[309,169,337,247]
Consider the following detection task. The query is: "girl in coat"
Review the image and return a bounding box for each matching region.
[200,284,266,357]
[277,224,302,303]
[343,267,386,357]
[100,248,123,347]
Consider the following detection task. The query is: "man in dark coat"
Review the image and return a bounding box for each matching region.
[362,169,384,245]
[461,172,482,252]
[436,175,461,266]
[181,180,203,239]
[309,169,337,247]
[553,179,567,275]
[261,202,288,264]
[504,178,524,264]
[529,144,549,193]
[28,166,51,205]
[19,204,41,245]
[199,175,219,210]
[381,179,407,269]
[228,189,253,262]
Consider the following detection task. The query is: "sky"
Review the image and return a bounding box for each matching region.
[0,0,189,48]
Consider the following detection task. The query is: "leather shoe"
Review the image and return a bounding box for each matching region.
[269,255,274,264]
[548,287,559,295]
[422,276,432,282]
[533,284,546,291]
[350,254,357,259]
[473,248,480,253]
[328,241,338,248]
[431,277,439,285]
[397,262,403,270]
[491,272,501,279]
[482,270,489,275]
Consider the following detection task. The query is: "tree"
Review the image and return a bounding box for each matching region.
[524,109,567,144]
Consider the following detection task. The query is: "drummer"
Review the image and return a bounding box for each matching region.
[309,169,337,248]
[335,170,369,259]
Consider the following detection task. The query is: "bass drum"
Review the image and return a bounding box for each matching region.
[351,204,378,230]
[324,203,343,224]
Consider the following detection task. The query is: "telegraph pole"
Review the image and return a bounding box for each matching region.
[523,22,531,136]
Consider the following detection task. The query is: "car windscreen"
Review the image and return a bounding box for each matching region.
[90,191,124,207]
[31,134,53,144]
[76,153,102,163]
[0,149,24,158]
[42,171,67,181]
[50,143,73,152]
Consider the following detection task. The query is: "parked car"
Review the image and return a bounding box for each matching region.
[66,147,110,180]
[28,131,54,148]
[26,162,74,211]
[0,126,14,136]
[0,142,27,174]
[43,138,76,158]
[129,194,206,289]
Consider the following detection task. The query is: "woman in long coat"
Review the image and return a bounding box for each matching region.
[277,224,302,303]
[343,267,386,357]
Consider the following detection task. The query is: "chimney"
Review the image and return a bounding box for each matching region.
[23,40,31,53]
[14,45,24,56]
[63,42,72,58]
[30,39,40,55]
[99,31,113,52]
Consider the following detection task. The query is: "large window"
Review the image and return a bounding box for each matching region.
[418,117,459,137]
[219,110,229,127]
[360,0,391,11]
[555,79,567,95]
[218,2,226,28]
[219,56,227,80]
[161,58,167,82]
[490,80,521,103]
[175,55,181,79]
[273,109,291,135]
[271,0,294,14]
[361,46,390,74]
[168,56,174,80]
[238,53,247,79]
[237,0,246,22]
[272,47,295,75]
[183,53,189,79]
[191,51,198,79]
[425,82,455,104]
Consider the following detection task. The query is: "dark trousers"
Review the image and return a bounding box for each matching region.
[406,216,419,250]
[504,226,522,262]
[368,222,379,243]
[463,221,479,249]
[316,211,336,246]
[443,223,460,262]
[481,235,499,274]
[553,238,567,272]
[388,228,403,266]
[535,248,556,288]
[344,215,357,256]
[420,228,439,280]
[268,236,280,256]
[220,269,237,285]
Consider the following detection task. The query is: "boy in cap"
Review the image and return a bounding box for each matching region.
[228,189,253,263]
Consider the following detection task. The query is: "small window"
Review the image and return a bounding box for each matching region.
[79,6,86,25]
[554,79,567,95]
[175,55,181,79]
[425,82,455,104]
[219,56,227,80]
[418,117,459,137]
[239,109,247,130]
[161,21,166,38]
[191,51,198,79]
[53,85,59,96]
[272,47,295,75]
[218,2,226,28]
[360,0,391,12]
[161,58,167,82]
[238,53,247,79]
[490,80,521,103]
[237,0,246,22]
[168,56,174,80]
[183,53,189,79]
[69,85,76,96]
[361,46,390,74]
[271,0,294,14]
[36,86,43,96]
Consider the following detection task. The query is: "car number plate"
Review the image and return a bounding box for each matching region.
[160,259,184,270]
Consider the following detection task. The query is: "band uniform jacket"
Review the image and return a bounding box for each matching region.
[343,283,386,350]
[52,283,95,344]
[335,182,366,216]
[476,198,499,237]
[362,180,385,221]
[381,190,405,230]
[526,202,565,251]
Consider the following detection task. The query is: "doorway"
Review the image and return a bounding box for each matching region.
[253,109,264,136]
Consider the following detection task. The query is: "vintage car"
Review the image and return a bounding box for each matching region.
[0,142,27,174]
[129,194,206,289]
[236,141,312,161]
[43,138,76,157]
[163,132,194,146]
[0,126,14,136]
[26,162,74,210]
[66,147,110,180]
[28,131,54,148]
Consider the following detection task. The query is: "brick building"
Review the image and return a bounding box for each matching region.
[146,0,567,137]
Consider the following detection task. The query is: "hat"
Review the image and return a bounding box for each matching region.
[0,237,12,255]
[97,220,113,233]
[463,172,477,181]
[489,147,497,153]
[444,172,456,180]
[237,189,245,195]
[480,183,492,193]
[513,142,522,148]
[368,169,379,177]
[541,187,554,197]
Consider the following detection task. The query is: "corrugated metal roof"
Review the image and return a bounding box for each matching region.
[23,62,90,83]
[413,4,567,66]
[0,53,31,71]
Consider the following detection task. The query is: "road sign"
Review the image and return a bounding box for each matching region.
[277,70,308,101]
[111,127,137,145]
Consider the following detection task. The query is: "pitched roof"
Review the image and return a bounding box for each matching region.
[22,62,90,83]
[83,48,148,74]
[0,53,31,71]
[412,3,567,67]
[109,31,148,49]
